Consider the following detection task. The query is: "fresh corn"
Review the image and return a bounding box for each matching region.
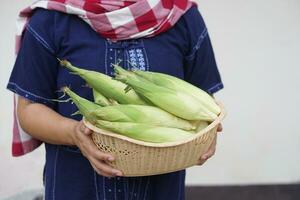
[94,120,194,143]
[64,87,195,131]
[194,121,209,132]
[114,67,218,121]
[63,87,102,123]
[93,89,111,106]
[132,70,221,115]
[113,64,140,81]
[60,60,148,105]
[89,104,196,131]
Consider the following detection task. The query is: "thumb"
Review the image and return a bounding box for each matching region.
[84,127,92,135]
[80,120,92,135]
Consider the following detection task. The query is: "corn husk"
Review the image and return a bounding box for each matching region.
[60,60,148,105]
[63,87,101,123]
[187,121,210,133]
[64,87,195,131]
[114,67,217,121]
[89,104,196,131]
[92,89,112,106]
[94,120,194,143]
[133,70,221,115]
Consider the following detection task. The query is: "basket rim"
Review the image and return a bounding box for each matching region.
[84,101,226,148]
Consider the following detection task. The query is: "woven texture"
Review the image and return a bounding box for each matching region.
[85,102,226,177]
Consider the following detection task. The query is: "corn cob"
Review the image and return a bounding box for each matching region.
[63,87,101,123]
[60,60,148,105]
[94,120,194,143]
[92,89,111,106]
[132,70,220,115]
[64,87,194,131]
[89,104,196,131]
[114,67,218,121]
[194,121,210,132]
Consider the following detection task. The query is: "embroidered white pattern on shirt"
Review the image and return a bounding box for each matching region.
[128,48,146,71]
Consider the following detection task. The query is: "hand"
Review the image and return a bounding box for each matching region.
[197,123,223,165]
[71,120,123,177]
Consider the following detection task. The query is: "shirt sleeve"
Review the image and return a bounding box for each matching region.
[183,7,224,94]
[7,10,59,108]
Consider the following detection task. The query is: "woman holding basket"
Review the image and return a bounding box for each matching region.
[7,0,223,199]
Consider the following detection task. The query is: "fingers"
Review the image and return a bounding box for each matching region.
[197,158,207,166]
[79,134,115,163]
[88,142,114,162]
[87,145,122,177]
[198,123,221,166]
[202,137,217,159]
[197,137,217,166]
[73,120,122,177]
[217,123,223,132]
[86,146,122,177]
[201,145,216,160]
[84,127,92,135]
[90,162,115,178]
[91,157,122,176]
[79,121,92,135]
[90,157,123,177]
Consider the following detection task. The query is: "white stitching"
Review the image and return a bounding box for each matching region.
[136,179,142,200]
[207,82,223,93]
[130,179,135,200]
[105,40,108,75]
[8,82,55,103]
[52,146,59,200]
[114,177,117,200]
[126,178,129,200]
[103,177,106,200]
[123,178,127,200]
[125,50,130,69]
[26,24,56,55]
[140,39,150,71]
[177,172,182,200]
[186,28,208,60]
[143,177,150,200]
[114,50,117,67]
[94,172,100,200]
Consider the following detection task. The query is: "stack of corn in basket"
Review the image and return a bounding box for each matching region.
[60,60,226,177]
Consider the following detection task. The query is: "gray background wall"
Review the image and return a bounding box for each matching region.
[1,0,300,198]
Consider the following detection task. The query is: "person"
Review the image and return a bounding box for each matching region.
[7,0,224,199]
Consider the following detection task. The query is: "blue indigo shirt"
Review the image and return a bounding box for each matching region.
[7,7,223,200]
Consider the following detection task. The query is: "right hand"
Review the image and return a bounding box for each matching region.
[71,120,123,177]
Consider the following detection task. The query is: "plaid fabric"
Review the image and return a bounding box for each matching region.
[12,0,196,156]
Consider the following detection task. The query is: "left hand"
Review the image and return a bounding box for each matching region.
[197,123,223,165]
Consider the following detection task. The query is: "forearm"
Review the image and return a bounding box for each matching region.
[17,96,76,145]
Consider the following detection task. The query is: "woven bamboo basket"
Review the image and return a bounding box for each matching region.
[84,102,226,177]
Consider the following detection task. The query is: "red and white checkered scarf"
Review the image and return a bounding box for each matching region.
[12,0,196,156]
